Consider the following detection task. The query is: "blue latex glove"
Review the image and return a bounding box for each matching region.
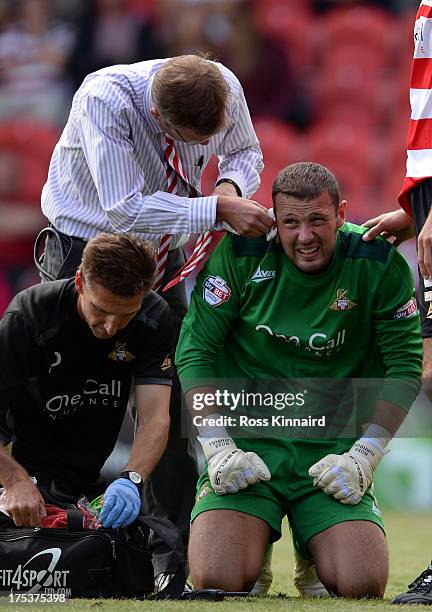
[99,478,141,528]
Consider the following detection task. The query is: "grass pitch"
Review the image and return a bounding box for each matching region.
[4,511,430,611]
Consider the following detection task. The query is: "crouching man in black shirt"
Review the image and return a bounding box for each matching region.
[0,233,174,529]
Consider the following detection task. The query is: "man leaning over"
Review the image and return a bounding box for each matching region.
[36,55,272,570]
[0,233,173,531]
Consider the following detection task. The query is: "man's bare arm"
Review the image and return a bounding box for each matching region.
[362,209,415,246]
[123,384,171,480]
[0,445,46,527]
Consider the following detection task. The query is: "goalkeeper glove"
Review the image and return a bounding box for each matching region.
[198,416,271,495]
[308,425,390,505]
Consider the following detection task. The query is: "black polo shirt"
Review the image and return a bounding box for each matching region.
[0,279,174,493]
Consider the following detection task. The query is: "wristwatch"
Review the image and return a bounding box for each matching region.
[118,470,143,493]
[215,178,242,197]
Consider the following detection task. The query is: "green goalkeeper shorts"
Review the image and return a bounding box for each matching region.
[191,437,385,558]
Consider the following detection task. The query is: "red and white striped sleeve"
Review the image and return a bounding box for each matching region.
[399,1,432,213]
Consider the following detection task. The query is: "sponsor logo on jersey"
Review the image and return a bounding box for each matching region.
[395,298,418,320]
[108,341,135,362]
[203,275,231,307]
[255,323,346,357]
[48,352,62,374]
[414,17,426,56]
[161,355,171,371]
[45,379,122,418]
[428,303,432,319]
[329,289,356,311]
[251,264,276,283]
[0,547,70,592]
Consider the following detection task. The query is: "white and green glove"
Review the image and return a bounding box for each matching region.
[198,416,271,495]
[308,425,390,505]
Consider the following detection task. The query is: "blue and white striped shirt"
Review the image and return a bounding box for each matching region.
[41,59,263,249]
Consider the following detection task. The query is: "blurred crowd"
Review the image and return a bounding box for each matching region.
[0,0,420,311]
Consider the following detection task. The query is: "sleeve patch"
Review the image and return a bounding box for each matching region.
[203,275,231,307]
[394,298,418,320]
[160,354,172,371]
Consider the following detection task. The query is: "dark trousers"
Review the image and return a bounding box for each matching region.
[37,228,197,573]
[411,179,432,338]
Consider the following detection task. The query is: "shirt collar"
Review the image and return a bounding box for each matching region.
[143,75,163,134]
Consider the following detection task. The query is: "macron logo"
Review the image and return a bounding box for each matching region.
[251,265,276,283]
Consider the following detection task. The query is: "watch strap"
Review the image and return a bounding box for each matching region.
[215,178,242,197]
[118,470,143,493]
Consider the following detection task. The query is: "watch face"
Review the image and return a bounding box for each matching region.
[128,471,142,484]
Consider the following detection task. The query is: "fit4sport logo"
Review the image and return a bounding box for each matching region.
[0,547,70,593]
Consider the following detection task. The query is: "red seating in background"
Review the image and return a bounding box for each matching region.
[315,102,378,133]
[305,120,378,221]
[203,4,415,227]
[337,168,372,222]
[315,6,395,63]
[200,152,276,210]
[253,0,312,37]
[0,120,60,280]
[253,118,306,208]
[201,118,305,208]
[321,44,388,81]
[253,118,305,168]
[125,0,157,20]
[252,0,313,75]
[307,120,374,174]
[378,176,405,216]
[0,120,60,202]
[312,46,389,129]
[376,115,410,215]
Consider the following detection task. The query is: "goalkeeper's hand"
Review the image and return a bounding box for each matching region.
[199,436,271,495]
[308,439,385,505]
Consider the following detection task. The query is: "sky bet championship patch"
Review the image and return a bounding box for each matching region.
[203,276,231,307]
[394,298,418,320]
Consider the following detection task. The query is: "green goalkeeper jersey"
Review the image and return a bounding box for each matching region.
[176,223,422,416]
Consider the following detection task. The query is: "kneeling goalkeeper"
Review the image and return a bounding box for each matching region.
[176,162,422,598]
